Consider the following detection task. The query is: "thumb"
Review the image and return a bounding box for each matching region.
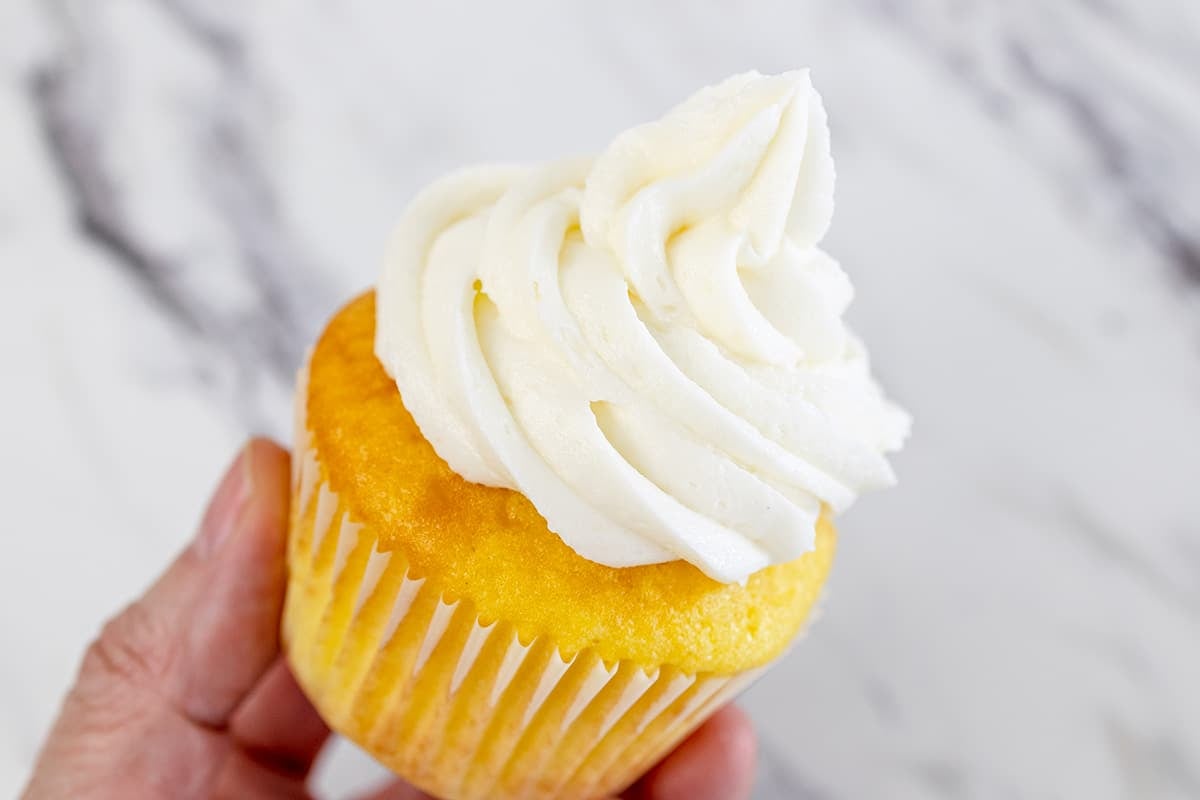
[24,438,291,799]
[144,437,292,725]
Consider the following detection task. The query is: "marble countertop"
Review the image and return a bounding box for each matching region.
[3,1,1199,797]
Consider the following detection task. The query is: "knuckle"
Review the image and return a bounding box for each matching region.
[83,601,177,689]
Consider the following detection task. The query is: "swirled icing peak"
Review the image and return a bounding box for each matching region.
[376,71,910,583]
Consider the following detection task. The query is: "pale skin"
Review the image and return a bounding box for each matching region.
[23,439,757,799]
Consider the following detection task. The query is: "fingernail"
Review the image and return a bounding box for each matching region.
[194,444,253,559]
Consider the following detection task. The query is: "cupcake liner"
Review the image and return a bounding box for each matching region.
[284,369,769,800]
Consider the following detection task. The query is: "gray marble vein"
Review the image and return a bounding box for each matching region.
[861,0,1200,288]
[28,0,331,432]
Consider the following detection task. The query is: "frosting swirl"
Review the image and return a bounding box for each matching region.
[376,71,909,583]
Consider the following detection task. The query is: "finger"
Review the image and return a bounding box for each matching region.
[625,705,757,800]
[173,437,292,724]
[23,439,291,799]
[83,437,290,726]
[210,748,313,800]
[230,659,330,778]
[356,779,435,800]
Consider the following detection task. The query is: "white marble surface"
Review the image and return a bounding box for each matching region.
[3,1,1200,798]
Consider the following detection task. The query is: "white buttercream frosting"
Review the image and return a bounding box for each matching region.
[376,70,910,583]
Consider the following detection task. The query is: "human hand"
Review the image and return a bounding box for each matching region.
[23,439,757,800]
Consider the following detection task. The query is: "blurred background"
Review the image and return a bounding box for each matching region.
[3,1,1199,798]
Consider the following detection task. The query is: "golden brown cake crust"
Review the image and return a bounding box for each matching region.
[304,292,834,673]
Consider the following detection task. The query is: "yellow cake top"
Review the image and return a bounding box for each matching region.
[306,293,834,673]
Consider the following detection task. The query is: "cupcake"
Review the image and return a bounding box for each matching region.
[283,70,908,800]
